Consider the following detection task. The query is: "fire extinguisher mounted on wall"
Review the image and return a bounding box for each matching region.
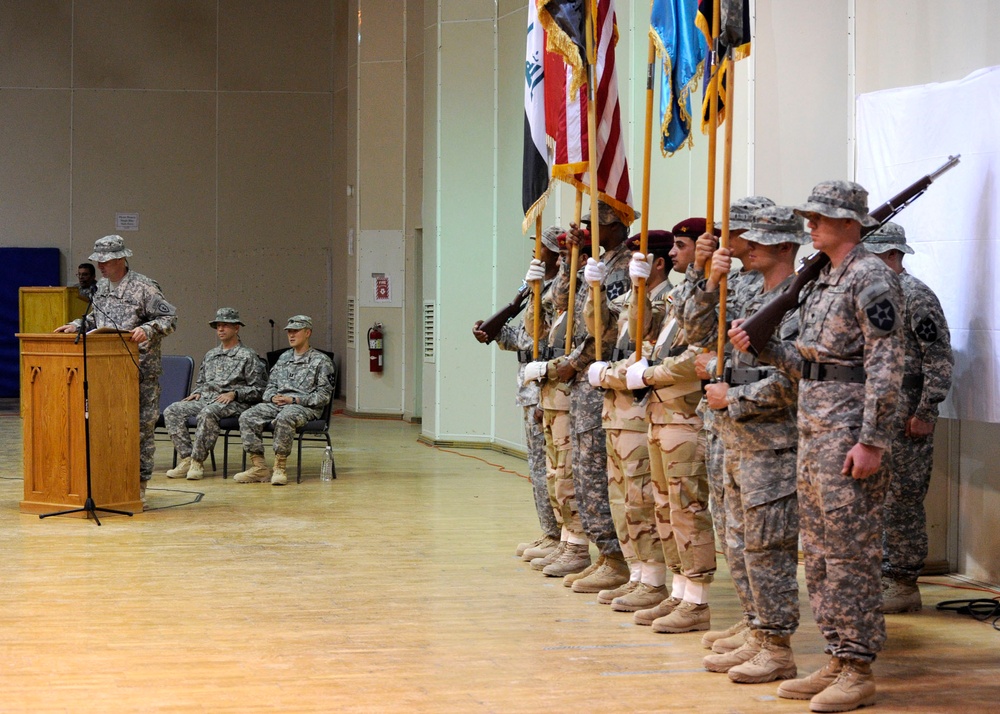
[368,322,384,373]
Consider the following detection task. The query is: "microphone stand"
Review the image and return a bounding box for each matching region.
[40,291,134,525]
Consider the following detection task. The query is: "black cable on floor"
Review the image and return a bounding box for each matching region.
[936,598,1000,631]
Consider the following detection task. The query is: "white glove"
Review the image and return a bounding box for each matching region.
[629,252,652,284]
[587,361,607,388]
[523,361,549,385]
[524,258,545,284]
[583,258,607,286]
[626,358,650,390]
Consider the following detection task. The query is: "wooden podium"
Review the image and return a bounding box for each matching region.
[17,333,143,517]
[19,287,90,333]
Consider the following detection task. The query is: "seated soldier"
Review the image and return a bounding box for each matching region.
[234,315,335,485]
[163,308,268,480]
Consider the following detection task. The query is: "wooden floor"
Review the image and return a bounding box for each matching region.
[0,407,997,713]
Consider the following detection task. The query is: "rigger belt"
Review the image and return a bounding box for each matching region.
[801,360,865,384]
[517,350,534,364]
[725,365,776,386]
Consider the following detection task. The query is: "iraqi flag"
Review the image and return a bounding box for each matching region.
[523,1,552,231]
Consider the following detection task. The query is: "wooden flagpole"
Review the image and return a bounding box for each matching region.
[566,192,584,354]
[585,0,602,360]
[532,214,543,359]
[633,35,656,360]
[715,46,735,376]
[705,0,721,260]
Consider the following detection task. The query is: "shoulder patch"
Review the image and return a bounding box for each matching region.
[914,315,939,342]
[606,277,630,301]
[865,299,897,334]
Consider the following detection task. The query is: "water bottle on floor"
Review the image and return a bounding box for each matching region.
[320,446,334,481]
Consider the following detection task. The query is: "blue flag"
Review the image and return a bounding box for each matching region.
[650,0,706,154]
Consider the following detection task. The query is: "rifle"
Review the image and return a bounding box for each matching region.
[477,284,531,344]
[740,155,961,355]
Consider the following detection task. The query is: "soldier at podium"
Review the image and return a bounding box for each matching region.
[55,234,177,505]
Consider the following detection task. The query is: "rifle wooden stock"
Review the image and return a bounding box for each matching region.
[740,155,960,356]
[478,285,530,344]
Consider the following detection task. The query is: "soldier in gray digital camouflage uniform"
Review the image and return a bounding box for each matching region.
[865,222,953,614]
[474,226,563,560]
[688,196,772,651]
[531,201,630,590]
[56,234,177,506]
[732,181,905,713]
[687,206,810,683]
[234,315,334,486]
[163,308,267,481]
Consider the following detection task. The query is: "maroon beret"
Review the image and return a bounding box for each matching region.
[626,229,674,252]
[672,217,720,238]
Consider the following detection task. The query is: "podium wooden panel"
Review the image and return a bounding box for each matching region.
[19,287,90,333]
[17,333,143,517]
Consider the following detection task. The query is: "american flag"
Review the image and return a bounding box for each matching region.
[539,0,634,226]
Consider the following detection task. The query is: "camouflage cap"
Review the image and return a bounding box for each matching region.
[581,200,640,226]
[864,221,914,255]
[794,180,879,228]
[209,307,245,327]
[88,234,133,262]
[284,315,313,330]
[742,206,811,246]
[540,224,564,253]
[715,195,776,231]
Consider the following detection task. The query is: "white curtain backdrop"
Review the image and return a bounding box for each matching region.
[856,66,1000,423]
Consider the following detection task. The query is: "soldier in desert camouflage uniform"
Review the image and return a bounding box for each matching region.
[234,315,334,486]
[546,201,632,591]
[56,234,177,505]
[625,218,717,634]
[584,231,673,610]
[163,308,267,481]
[474,226,563,560]
[865,222,953,614]
[687,207,811,683]
[732,181,905,713]
[523,238,588,573]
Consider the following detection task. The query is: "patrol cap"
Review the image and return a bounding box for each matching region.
[626,230,674,253]
[581,200,640,226]
[794,180,879,228]
[864,221,913,254]
[89,234,133,262]
[672,217,719,239]
[741,206,811,246]
[539,225,564,253]
[715,195,776,231]
[209,307,245,327]
[284,315,313,330]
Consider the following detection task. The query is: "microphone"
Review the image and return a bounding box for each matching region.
[75,290,95,344]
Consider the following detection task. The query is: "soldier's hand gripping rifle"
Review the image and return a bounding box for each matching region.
[739,155,961,356]
[476,284,531,344]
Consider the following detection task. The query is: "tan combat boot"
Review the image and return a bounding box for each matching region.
[570,555,629,593]
[234,455,271,483]
[522,535,560,561]
[139,480,147,510]
[542,542,591,577]
[881,577,921,614]
[611,583,669,612]
[727,633,797,684]
[634,596,681,626]
[703,629,763,673]
[651,601,711,633]
[777,656,844,700]
[702,614,752,650]
[563,555,604,587]
[598,580,640,605]
[516,536,542,557]
[166,457,191,479]
[531,541,566,571]
[808,659,875,712]
[271,455,288,485]
[186,460,205,480]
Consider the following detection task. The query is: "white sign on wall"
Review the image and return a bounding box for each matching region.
[115,212,140,231]
[358,230,404,308]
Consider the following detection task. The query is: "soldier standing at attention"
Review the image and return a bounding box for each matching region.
[56,235,177,506]
[474,226,564,561]
[864,222,953,614]
[234,315,334,486]
[163,308,267,481]
[731,181,904,713]
[687,207,810,683]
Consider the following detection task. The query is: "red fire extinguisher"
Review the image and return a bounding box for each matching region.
[368,323,384,373]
